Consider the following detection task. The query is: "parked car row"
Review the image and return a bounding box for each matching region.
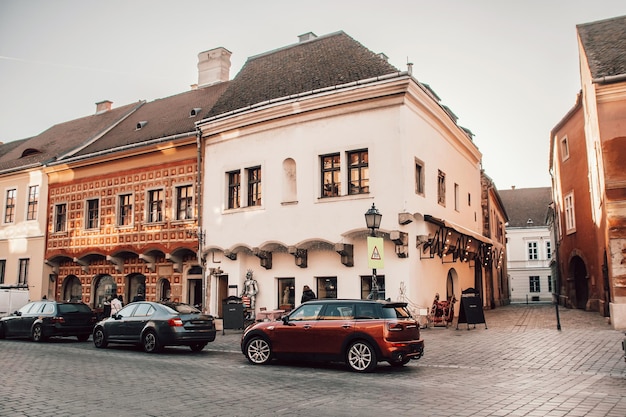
[0,300,217,353]
[1,298,425,372]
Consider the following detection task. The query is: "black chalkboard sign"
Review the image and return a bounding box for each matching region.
[456,287,487,330]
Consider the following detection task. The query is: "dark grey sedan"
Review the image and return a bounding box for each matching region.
[92,301,216,353]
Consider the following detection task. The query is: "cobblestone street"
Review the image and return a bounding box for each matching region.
[2,304,625,416]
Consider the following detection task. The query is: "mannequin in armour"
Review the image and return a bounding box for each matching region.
[241,270,259,317]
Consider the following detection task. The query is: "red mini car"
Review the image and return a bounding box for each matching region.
[241,299,424,372]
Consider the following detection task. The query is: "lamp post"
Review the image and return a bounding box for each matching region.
[364,203,382,299]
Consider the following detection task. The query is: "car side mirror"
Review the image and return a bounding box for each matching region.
[282,315,290,325]
[14,311,21,316]
[114,314,122,320]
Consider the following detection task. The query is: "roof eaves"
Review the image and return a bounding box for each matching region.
[197,71,409,126]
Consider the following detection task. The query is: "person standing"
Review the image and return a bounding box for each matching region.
[110,294,122,317]
[301,285,316,303]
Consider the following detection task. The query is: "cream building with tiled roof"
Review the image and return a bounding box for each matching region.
[197,32,501,318]
[499,187,553,304]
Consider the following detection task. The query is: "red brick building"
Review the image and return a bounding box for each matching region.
[550,15,626,328]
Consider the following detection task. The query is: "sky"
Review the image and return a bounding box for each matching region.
[1,0,625,191]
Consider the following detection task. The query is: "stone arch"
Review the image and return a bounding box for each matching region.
[127,273,146,302]
[61,275,82,302]
[158,277,172,301]
[570,255,589,310]
[92,274,116,310]
[446,268,459,300]
[446,268,460,316]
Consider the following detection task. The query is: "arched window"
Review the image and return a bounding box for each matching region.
[282,158,297,203]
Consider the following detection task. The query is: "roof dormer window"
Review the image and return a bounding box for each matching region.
[190,108,202,117]
[21,148,41,158]
[136,121,148,130]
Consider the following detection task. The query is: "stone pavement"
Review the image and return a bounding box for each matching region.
[207,302,626,416]
[212,302,626,375]
[2,303,624,417]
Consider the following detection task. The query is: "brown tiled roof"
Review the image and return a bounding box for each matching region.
[206,31,399,118]
[73,82,229,157]
[0,102,142,173]
[577,15,626,80]
[499,187,552,228]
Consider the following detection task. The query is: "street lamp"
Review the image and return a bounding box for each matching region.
[364,203,382,299]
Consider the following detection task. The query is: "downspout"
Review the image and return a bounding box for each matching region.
[196,128,209,314]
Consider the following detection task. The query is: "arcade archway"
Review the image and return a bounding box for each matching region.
[570,255,589,310]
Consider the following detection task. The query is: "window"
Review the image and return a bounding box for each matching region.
[454,183,460,211]
[0,259,5,284]
[27,185,38,220]
[227,170,241,209]
[564,192,575,233]
[176,185,193,220]
[4,188,16,223]
[468,193,471,206]
[118,194,133,226]
[529,276,540,293]
[18,258,29,285]
[548,275,553,292]
[146,190,163,223]
[247,167,262,207]
[361,275,385,300]
[316,277,337,299]
[528,241,538,260]
[86,199,99,229]
[54,203,67,232]
[348,149,369,195]
[546,241,552,260]
[321,154,340,197]
[437,170,446,206]
[415,158,424,195]
[560,136,570,160]
[278,278,295,309]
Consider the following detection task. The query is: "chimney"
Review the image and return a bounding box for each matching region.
[95,100,112,114]
[298,32,317,43]
[197,47,231,87]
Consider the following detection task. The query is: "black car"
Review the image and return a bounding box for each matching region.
[92,301,216,353]
[0,300,97,342]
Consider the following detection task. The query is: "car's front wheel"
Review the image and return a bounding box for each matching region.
[346,340,377,373]
[142,330,162,353]
[245,336,272,365]
[0,323,6,339]
[190,343,207,352]
[31,324,47,342]
[93,328,108,348]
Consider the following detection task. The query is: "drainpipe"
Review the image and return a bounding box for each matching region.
[196,129,209,314]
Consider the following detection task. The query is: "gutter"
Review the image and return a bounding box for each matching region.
[592,73,626,84]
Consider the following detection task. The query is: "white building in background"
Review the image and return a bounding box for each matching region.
[500,187,553,303]
[197,32,502,318]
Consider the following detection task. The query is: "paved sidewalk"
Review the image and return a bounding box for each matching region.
[208,303,626,377]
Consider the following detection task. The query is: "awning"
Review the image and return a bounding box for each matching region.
[422,215,494,265]
[424,215,493,245]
